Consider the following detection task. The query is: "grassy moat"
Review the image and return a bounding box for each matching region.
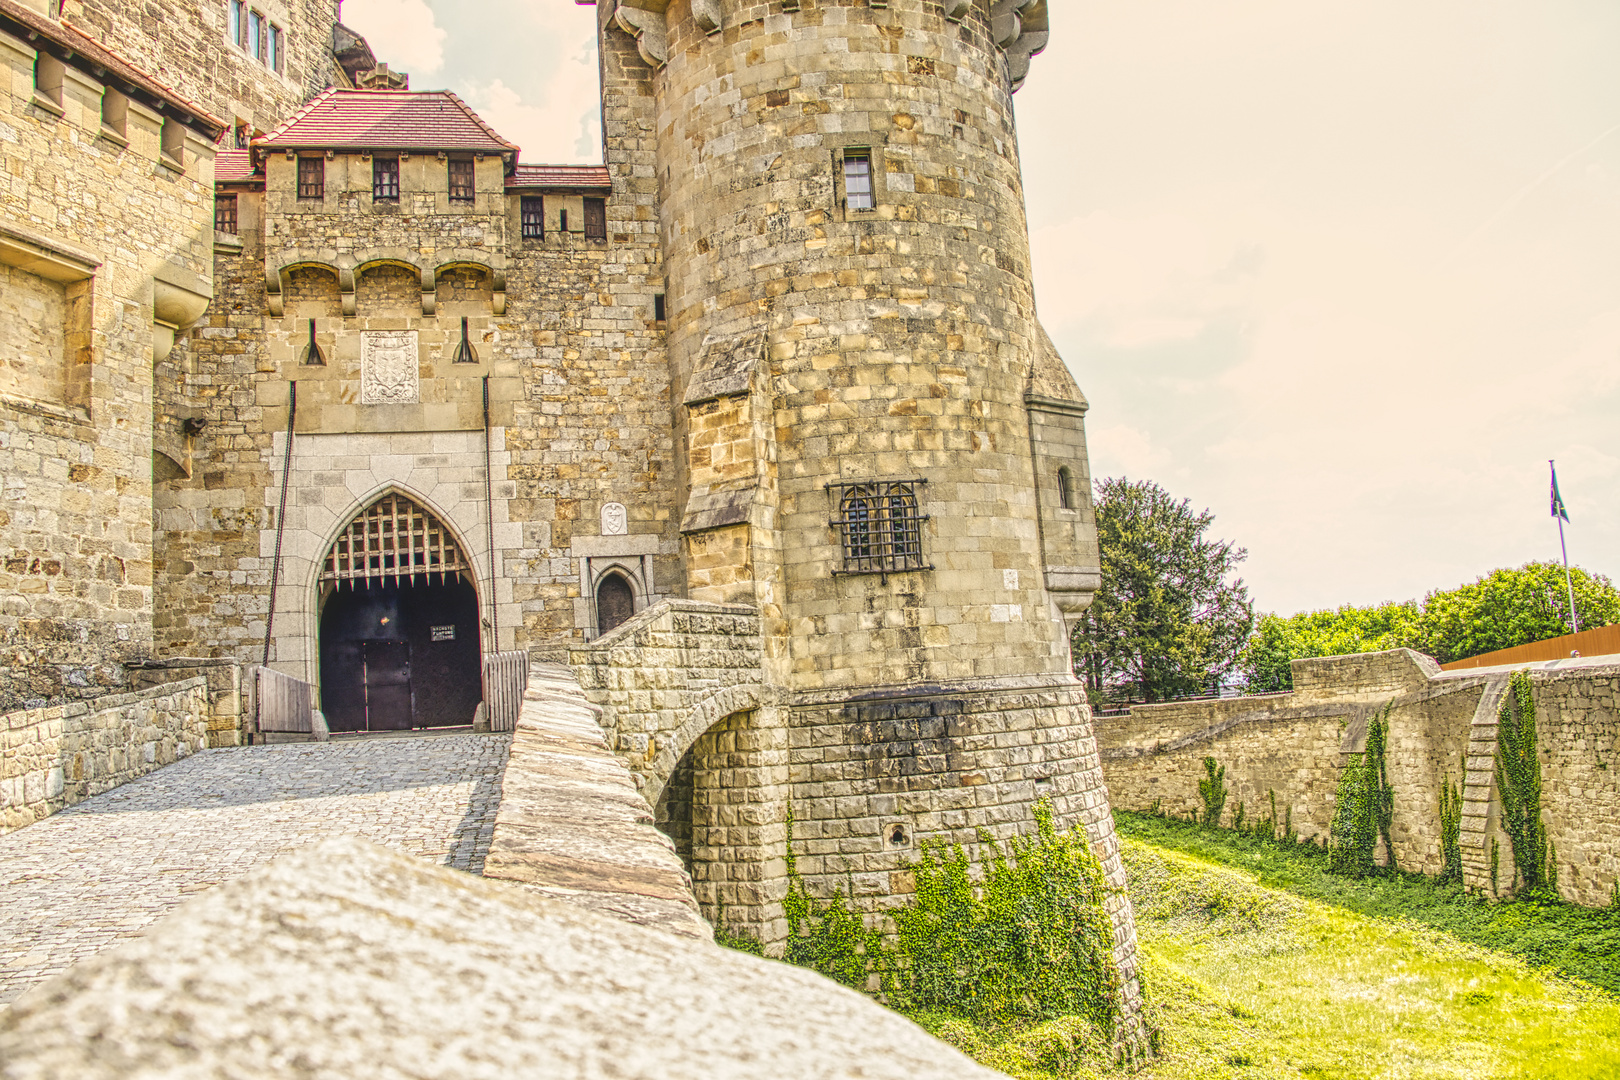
[906,814,1620,1079]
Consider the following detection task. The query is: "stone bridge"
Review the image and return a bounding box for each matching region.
[0,663,1001,1078]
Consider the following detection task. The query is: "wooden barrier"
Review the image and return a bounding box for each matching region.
[1440,623,1620,670]
[254,666,314,735]
[482,651,530,733]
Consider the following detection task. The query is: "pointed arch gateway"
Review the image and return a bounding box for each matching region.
[317,492,483,732]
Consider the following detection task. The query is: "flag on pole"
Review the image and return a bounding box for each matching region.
[1550,462,1570,522]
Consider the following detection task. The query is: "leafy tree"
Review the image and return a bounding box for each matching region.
[1240,562,1620,690]
[1074,478,1254,702]
[1242,602,1419,692]
[1410,562,1620,664]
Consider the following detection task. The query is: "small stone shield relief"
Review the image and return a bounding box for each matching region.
[361,331,420,404]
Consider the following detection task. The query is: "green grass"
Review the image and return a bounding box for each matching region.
[908,837,1620,1079]
[1113,811,1620,993]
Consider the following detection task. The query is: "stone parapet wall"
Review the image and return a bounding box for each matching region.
[128,658,244,747]
[0,677,209,832]
[483,662,709,938]
[570,597,767,793]
[1096,649,1620,907]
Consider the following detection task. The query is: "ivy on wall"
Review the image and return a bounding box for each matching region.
[1496,670,1559,894]
[1330,702,1396,877]
[1438,767,1463,883]
[769,801,1123,1035]
[1198,756,1227,827]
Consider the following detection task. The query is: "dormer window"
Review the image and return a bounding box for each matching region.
[448,159,474,202]
[374,156,399,201]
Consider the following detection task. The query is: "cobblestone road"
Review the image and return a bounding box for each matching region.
[0,732,511,1005]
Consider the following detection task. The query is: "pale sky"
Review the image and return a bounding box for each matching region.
[340,0,1620,617]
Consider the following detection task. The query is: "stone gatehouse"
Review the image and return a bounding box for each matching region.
[0,0,1142,1021]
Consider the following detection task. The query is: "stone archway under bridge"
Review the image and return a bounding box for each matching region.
[317,492,484,732]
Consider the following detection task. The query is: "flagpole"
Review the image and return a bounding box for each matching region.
[1551,459,1580,634]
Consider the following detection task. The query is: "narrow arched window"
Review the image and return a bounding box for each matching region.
[596,573,635,636]
[1057,466,1075,510]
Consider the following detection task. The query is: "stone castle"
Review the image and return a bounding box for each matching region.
[0,0,1141,1008]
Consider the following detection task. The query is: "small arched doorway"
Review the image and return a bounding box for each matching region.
[318,493,482,732]
[596,572,635,636]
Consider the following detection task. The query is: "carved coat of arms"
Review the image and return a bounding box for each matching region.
[361,331,420,404]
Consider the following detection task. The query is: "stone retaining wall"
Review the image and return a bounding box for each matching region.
[0,678,209,832]
[1095,649,1620,907]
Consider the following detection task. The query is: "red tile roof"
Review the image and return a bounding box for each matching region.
[214,149,261,184]
[506,164,612,190]
[255,89,519,156]
[0,0,224,138]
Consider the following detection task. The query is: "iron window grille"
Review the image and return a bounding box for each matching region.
[373,156,399,200]
[520,195,543,239]
[828,479,930,579]
[297,156,324,199]
[448,159,475,202]
[214,194,238,234]
[583,196,607,240]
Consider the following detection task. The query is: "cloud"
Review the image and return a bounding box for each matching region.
[461,41,601,163]
[341,0,446,75]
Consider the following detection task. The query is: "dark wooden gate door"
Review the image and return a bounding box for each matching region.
[322,641,368,732]
[597,574,634,636]
[363,641,413,730]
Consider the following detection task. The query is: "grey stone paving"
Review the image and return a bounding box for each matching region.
[0,731,511,1005]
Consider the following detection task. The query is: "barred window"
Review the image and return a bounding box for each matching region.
[449,159,475,202]
[829,479,929,578]
[583,196,607,241]
[373,156,399,200]
[521,195,543,239]
[297,156,323,199]
[214,194,238,234]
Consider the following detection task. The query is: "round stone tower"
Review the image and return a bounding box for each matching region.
[588,0,1139,1034]
[651,0,1083,686]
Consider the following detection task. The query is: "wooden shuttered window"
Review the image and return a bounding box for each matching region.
[214,194,238,234]
[583,196,606,241]
[297,156,324,199]
[449,159,475,202]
